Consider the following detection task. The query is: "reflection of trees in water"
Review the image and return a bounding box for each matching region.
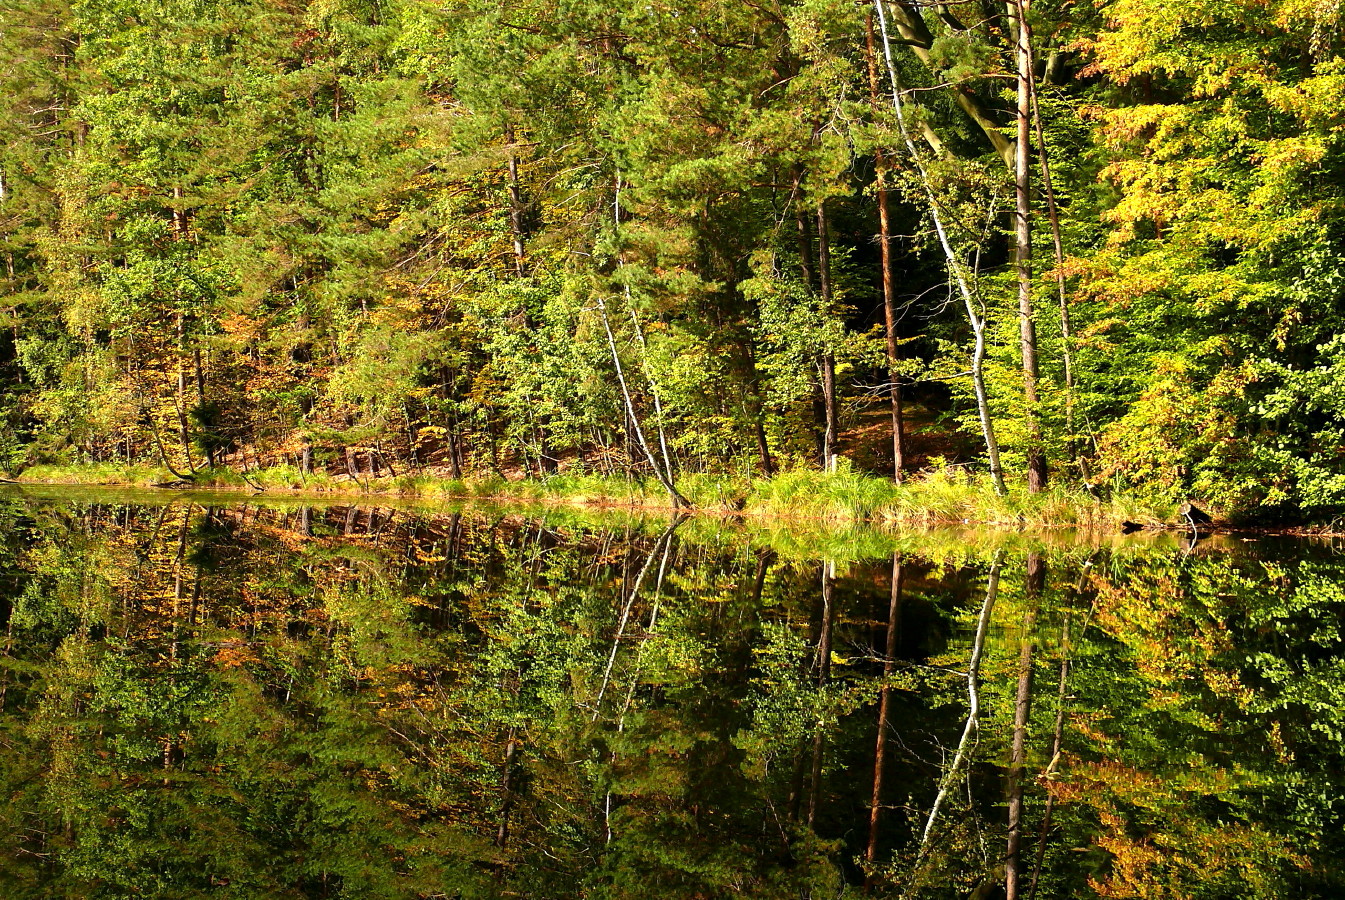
[0,497,1341,898]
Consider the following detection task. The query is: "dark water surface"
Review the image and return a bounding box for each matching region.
[1,487,1343,899]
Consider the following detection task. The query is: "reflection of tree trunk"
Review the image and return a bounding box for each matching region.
[596,519,684,847]
[165,511,190,778]
[496,727,519,848]
[907,552,1003,892]
[1029,578,1085,900]
[807,561,835,826]
[592,518,683,716]
[752,551,772,606]
[0,612,13,712]
[866,555,903,889]
[1006,553,1043,899]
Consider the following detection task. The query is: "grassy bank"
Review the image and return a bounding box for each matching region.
[12,462,1174,529]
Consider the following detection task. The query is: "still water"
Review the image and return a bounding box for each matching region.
[0,487,1342,898]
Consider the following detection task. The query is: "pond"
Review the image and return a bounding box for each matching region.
[0,486,1342,898]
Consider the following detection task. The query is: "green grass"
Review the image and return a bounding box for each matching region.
[13,461,1174,529]
[17,462,178,487]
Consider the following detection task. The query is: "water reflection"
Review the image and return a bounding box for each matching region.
[0,491,1342,898]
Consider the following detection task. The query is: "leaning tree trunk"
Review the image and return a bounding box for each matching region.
[873,0,1006,495]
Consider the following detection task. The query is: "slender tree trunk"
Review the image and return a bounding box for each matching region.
[448,412,465,479]
[504,124,527,277]
[1027,54,1089,479]
[496,728,519,848]
[1012,0,1048,492]
[148,406,193,482]
[192,347,213,468]
[793,199,829,467]
[816,202,839,472]
[626,304,677,484]
[607,177,687,507]
[904,552,1003,898]
[1006,553,1043,899]
[175,314,197,474]
[865,555,903,888]
[874,0,1005,494]
[807,560,835,826]
[866,13,907,482]
[596,294,690,508]
[1027,602,1074,900]
[754,415,775,476]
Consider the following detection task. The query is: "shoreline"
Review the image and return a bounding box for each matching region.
[0,462,1190,532]
[4,471,1342,541]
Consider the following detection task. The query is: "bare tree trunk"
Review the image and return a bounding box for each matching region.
[793,199,829,468]
[755,416,775,476]
[1012,0,1048,492]
[816,202,840,472]
[866,13,907,482]
[192,347,214,468]
[606,177,688,508]
[175,315,197,474]
[626,304,677,484]
[504,124,527,277]
[874,0,1005,494]
[448,414,464,479]
[1027,52,1088,479]
[596,294,690,508]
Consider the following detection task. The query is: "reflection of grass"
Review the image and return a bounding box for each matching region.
[16,461,1172,529]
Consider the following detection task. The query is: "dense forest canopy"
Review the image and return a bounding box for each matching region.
[2,0,1344,516]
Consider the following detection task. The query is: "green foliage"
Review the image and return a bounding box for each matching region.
[3,492,1345,896]
[3,0,1345,521]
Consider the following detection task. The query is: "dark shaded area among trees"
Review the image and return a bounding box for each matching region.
[3,0,1345,516]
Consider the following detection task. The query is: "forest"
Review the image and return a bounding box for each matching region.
[3,0,1345,518]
